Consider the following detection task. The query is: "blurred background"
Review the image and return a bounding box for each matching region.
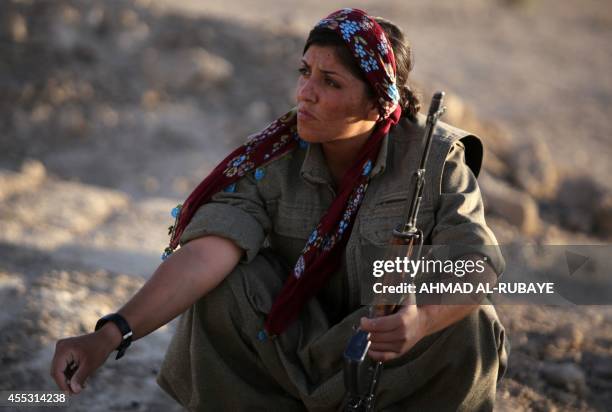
[1,0,611,410]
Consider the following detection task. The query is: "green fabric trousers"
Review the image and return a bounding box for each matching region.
[157,250,508,411]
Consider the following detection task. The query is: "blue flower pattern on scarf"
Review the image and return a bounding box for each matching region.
[387,84,400,104]
[339,20,359,40]
[360,56,379,73]
[354,44,367,58]
[362,160,372,176]
[294,255,305,279]
[231,155,246,167]
[377,36,389,55]
[308,229,318,245]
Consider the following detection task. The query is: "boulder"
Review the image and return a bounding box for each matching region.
[554,323,584,351]
[443,93,514,159]
[594,194,612,237]
[483,149,510,179]
[8,12,28,43]
[556,175,607,234]
[508,140,558,200]
[0,160,47,202]
[479,172,541,236]
[57,105,88,137]
[541,362,587,395]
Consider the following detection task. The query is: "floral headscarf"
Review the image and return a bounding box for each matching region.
[314,8,400,118]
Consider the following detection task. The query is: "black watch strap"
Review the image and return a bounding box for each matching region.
[95,313,133,360]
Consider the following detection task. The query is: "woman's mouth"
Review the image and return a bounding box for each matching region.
[298,108,317,120]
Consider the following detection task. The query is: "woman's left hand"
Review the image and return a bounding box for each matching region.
[359,304,429,362]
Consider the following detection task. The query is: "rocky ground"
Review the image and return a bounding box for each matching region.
[1,0,611,411]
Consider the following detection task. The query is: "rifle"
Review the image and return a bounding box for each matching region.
[343,91,447,411]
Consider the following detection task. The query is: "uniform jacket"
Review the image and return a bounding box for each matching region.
[180,113,505,318]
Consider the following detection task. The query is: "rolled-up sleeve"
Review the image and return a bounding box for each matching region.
[179,174,271,263]
[431,141,506,276]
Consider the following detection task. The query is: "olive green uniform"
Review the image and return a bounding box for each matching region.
[157,113,508,411]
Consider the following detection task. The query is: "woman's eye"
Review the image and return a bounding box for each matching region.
[325,78,339,88]
[298,67,309,76]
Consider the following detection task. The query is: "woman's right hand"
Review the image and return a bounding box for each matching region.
[50,324,121,395]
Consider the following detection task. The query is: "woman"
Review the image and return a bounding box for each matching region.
[51,8,507,411]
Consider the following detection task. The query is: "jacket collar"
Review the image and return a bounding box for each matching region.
[299,133,390,185]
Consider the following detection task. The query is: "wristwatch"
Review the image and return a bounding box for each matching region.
[95,313,133,360]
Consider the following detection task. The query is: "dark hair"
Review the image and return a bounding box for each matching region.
[303,17,421,119]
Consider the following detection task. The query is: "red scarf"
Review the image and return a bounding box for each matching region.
[165,8,402,336]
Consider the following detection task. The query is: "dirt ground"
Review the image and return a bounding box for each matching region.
[1,0,611,411]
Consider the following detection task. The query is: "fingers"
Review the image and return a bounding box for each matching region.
[369,335,418,355]
[368,321,420,344]
[360,305,417,333]
[369,341,402,353]
[361,305,422,363]
[368,335,415,361]
[51,362,71,393]
[50,342,72,393]
[68,360,89,394]
[368,350,399,362]
[50,339,93,395]
[369,330,403,344]
[360,313,401,333]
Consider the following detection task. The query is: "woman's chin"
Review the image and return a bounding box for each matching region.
[296,125,320,143]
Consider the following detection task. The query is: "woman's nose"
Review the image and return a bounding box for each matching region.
[296,78,317,103]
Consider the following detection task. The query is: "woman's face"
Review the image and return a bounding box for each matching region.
[295,45,379,143]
